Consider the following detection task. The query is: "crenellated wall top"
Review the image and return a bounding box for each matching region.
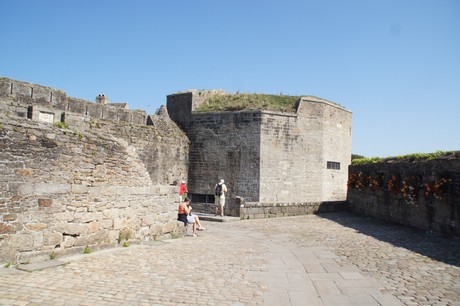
[0,77,149,126]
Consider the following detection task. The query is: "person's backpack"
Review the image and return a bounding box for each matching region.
[215,184,223,197]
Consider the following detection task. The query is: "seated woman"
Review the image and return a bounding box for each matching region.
[187,200,206,231]
[177,198,206,236]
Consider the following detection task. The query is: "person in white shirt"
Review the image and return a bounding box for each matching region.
[214,179,228,217]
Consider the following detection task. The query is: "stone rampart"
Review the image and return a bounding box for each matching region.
[0,77,67,108]
[0,77,148,126]
[0,77,189,264]
[347,155,460,236]
[0,114,188,263]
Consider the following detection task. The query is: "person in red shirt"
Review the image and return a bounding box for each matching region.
[179,180,188,202]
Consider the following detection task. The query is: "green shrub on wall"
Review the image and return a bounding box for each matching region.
[351,151,457,165]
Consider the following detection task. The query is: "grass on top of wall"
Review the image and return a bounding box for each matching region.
[194,93,302,113]
[352,151,459,165]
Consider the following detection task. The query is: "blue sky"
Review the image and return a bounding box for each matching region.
[1,0,459,157]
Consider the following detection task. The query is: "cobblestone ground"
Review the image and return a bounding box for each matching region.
[0,212,459,306]
[238,212,460,306]
[0,224,267,306]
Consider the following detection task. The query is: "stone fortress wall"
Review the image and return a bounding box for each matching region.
[0,77,189,264]
[3,75,456,267]
[348,157,460,236]
[0,76,353,263]
[167,93,352,218]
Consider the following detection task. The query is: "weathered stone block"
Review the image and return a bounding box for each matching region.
[121,207,135,219]
[102,209,120,219]
[74,212,101,223]
[114,202,129,208]
[10,233,34,251]
[108,230,119,243]
[139,226,149,238]
[16,169,33,176]
[63,235,76,248]
[54,211,75,222]
[142,215,155,226]
[163,220,180,234]
[3,213,17,221]
[14,183,34,196]
[44,232,63,246]
[149,224,163,236]
[100,219,113,229]
[0,222,15,234]
[25,223,47,231]
[113,218,128,230]
[87,186,102,196]
[38,198,52,208]
[74,230,107,247]
[0,238,17,263]
[35,183,71,194]
[99,186,117,196]
[55,223,88,236]
[71,184,88,194]
[87,221,99,233]
[129,186,151,195]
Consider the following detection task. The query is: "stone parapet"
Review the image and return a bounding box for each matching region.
[0,77,148,126]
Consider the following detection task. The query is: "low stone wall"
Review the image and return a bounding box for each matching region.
[240,200,347,219]
[347,155,460,236]
[0,115,185,264]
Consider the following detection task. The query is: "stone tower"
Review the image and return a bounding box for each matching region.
[167,92,352,217]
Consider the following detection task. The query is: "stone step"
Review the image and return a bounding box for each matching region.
[195,213,240,223]
[17,260,66,272]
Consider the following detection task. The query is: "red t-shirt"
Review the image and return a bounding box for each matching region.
[179,183,187,195]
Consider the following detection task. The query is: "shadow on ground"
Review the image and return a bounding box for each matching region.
[316,211,460,267]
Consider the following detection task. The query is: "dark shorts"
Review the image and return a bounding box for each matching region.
[178,213,188,224]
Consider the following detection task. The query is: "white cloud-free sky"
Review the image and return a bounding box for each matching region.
[1,0,459,157]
